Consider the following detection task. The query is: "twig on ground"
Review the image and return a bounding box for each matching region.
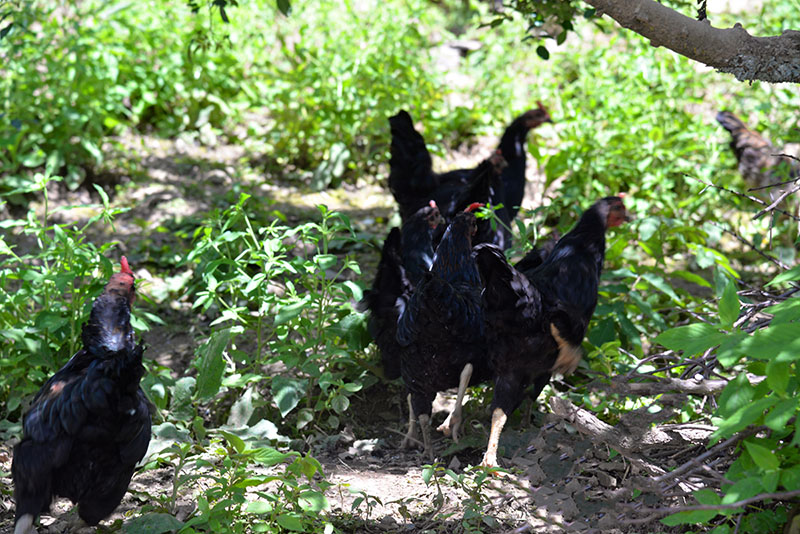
[654,428,759,484]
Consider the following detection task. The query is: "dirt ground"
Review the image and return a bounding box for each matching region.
[0,126,722,534]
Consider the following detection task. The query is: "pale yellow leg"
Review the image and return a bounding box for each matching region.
[550,323,583,376]
[437,363,473,442]
[481,407,508,468]
[14,514,37,534]
[419,413,434,461]
[401,393,419,449]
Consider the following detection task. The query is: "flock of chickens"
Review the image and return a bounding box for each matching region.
[360,105,630,467]
[10,107,792,534]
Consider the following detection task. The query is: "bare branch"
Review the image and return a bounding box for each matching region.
[585,0,800,83]
[753,183,800,220]
[593,375,765,396]
[626,488,800,516]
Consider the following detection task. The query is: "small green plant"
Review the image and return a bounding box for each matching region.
[0,165,159,425]
[421,462,506,533]
[185,194,373,434]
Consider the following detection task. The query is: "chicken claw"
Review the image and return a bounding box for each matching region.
[436,363,473,442]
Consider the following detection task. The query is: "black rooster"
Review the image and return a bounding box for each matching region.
[12,257,152,534]
[477,196,631,467]
[716,111,800,195]
[359,201,444,381]
[396,204,493,459]
[388,104,552,242]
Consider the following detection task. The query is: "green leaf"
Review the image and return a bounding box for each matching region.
[220,430,246,454]
[226,387,256,428]
[764,297,800,325]
[766,361,791,395]
[536,45,549,60]
[274,295,311,325]
[721,476,763,505]
[298,490,329,512]
[122,513,184,534]
[718,280,740,328]
[276,513,304,531]
[642,273,683,304]
[740,323,800,362]
[246,501,273,514]
[314,254,337,270]
[716,332,747,368]
[660,509,718,525]
[276,0,292,15]
[330,394,350,414]
[422,466,433,484]
[717,374,754,417]
[169,377,196,422]
[762,469,780,493]
[655,323,725,356]
[767,264,800,286]
[713,397,777,440]
[271,376,308,417]
[250,447,295,467]
[693,488,721,505]
[195,328,231,401]
[781,464,800,490]
[744,441,779,470]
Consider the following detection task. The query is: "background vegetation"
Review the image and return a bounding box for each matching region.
[1,0,799,532]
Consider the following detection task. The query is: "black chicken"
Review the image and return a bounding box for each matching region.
[359,201,444,381]
[12,257,152,534]
[476,196,631,467]
[396,204,493,458]
[451,151,511,248]
[388,104,552,238]
[716,110,800,195]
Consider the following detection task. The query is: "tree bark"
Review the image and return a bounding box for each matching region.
[585,0,800,84]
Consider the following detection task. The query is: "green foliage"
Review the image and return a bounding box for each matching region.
[184,194,373,434]
[137,430,332,533]
[0,170,159,423]
[1,0,249,194]
[656,265,800,529]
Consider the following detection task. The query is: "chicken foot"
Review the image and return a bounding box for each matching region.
[481,407,508,468]
[437,363,473,442]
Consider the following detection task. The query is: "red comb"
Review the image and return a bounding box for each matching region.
[618,192,627,199]
[465,203,484,213]
[120,256,133,275]
[429,200,437,208]
[537,100,545,110]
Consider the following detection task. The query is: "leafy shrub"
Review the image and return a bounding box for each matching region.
[182,194,373,435]
[0,167,160,427]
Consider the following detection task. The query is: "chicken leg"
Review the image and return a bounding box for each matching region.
[400,393,419,449]
[418,413,434,461]
[481,407,508,468]
[437,363,473,442]
[14,514,36,534]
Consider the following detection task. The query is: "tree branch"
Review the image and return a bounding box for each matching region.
[585,0,800,84]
